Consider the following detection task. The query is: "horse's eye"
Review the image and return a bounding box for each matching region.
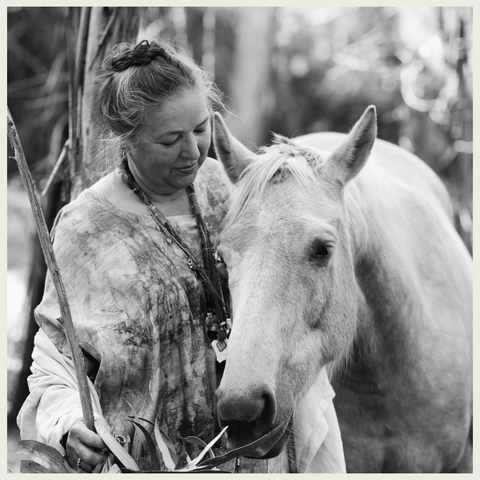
[315,245,331,257]
[311,242,332,261]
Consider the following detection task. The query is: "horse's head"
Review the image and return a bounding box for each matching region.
[212,106,377,458]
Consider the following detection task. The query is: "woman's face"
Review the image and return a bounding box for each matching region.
[127,88,211,195]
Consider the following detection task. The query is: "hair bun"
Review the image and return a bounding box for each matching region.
[110,40,165,72]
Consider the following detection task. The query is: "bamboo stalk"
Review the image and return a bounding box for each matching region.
[7,108,95,432]
[88,7,118,70]
[65,8,78,201]
[40,139,69,201]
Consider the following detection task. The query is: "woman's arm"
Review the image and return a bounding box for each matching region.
[17,329,106,468]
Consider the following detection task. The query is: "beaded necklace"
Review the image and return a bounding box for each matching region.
[119,158,231,361]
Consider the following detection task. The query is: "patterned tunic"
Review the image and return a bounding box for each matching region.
[31,157,290,473]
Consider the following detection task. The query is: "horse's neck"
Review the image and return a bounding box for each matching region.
[345,170,414,377]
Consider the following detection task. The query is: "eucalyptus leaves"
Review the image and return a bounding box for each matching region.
[18,416,286,474]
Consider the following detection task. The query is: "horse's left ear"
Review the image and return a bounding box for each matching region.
[212,112,257,184]
[327,105,377,185]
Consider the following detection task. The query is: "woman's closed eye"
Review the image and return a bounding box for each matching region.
[157,117,209,147]
[194,120,210,135]
[160,136,180,146]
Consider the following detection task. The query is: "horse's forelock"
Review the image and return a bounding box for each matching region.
[223,143,326,231]
[260,135,323,166]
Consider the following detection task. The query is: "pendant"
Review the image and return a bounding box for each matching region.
[217,328,227,341]
[205,312,231,362]
[212,338,228,363]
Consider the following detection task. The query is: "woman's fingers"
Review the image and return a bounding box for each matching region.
[66,420,108,471]
[74,443,106,472]
[72,420,107,449]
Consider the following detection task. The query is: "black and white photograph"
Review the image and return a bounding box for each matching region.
[7,6,473,474]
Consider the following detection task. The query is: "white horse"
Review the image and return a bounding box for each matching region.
[211,106,472,472]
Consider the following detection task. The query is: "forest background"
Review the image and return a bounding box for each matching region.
[6,6,473,472]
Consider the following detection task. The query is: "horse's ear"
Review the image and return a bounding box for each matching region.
[327,105,377,185]
[212,112,256,184]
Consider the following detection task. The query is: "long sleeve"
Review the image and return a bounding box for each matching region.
[17,329,103,455]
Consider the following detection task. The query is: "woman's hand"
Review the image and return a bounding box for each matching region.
[66,420,108,472]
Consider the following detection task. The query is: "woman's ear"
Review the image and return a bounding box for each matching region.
[326,105,377,185]
[212,112,256,184]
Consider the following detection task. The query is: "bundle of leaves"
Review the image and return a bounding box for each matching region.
[17,415,285,474]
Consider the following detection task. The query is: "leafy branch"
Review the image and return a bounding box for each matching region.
[18,415,287,474]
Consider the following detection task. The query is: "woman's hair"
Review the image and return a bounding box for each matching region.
[87,39,223,178]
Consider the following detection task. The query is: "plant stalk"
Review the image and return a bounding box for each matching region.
[7,108,95,432]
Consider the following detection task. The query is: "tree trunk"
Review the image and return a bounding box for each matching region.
[81,7,145,191]
[226,8,277,149]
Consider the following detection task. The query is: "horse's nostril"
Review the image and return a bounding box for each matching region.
[261,388,277,428]
[216,385,277,436]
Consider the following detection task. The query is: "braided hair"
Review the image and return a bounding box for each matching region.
[88,39,223,177]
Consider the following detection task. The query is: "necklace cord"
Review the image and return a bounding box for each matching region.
[118,158,230,326]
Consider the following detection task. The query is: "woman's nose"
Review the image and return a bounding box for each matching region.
[181,134,200,159]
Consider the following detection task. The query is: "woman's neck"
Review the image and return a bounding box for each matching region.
[126,158,191,216]
[127,158,182,202]
[134,173,185,206]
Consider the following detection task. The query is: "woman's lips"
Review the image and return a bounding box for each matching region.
[176,163,196,174]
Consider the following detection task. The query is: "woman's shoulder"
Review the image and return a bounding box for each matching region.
[52,178,139,241]
[196,157,233,200]
[57,185,110,222]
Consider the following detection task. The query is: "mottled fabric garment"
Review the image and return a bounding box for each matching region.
[31,157,290,472]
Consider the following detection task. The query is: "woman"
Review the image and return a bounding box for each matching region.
[18,38,241,472]
[18,39,345,474]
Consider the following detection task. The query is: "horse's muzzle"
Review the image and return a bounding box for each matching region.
[216,384,289,457]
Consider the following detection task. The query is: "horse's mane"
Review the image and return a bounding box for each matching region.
[224,136,328,230]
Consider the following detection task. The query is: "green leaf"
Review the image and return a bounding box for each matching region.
[134,416,178,470]
[120,467,232,473]
[95,415,139,470]
[136,457,152,471]
[123,399,144,461]
[17,440,74,473]
[195,421,287,470]
[20,460,50,473]
[108,463,122,473]
[182,436,215,459]
[92,454,110,473]
[174,452,189,470]
[153,423,178,470]
[183,426,228,469]
[127,420,161,471]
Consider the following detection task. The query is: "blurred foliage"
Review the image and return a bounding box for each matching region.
[8,7,68,182]
[7,7,472,234]
[7,8,472,159]
[266,7,472,250]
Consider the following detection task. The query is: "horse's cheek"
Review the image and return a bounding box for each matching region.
[306,268,357,364]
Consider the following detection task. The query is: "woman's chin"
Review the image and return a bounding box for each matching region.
[172,165,199,188]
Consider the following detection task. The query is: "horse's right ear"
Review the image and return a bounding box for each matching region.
[213,112,256,184]
[327,105,377,185]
